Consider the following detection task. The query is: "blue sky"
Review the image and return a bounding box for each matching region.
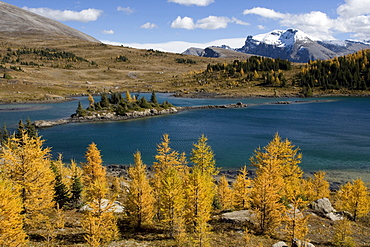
[4,0,370,53]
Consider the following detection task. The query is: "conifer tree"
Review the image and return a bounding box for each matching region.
[0,123,9,144]
[126,151,155,228]
[69,160,83,208]
[152,134,182,219]
[186,135,217,247]
[88,94,95,110]
[25,117,37,138]
[336,178,370,222]
[0,176,28,247]
[15,119,25,139]
[0,131,55,226]
[250,134,287,235]
[305,171,330,202]
[150,91,159,106]
[332,218,355,247]
[76,101,87,117]
[232,166,251,210]
[51,158,70,209]
[125,90,132,102]
[81,143,118,246]
[217,175,234,210]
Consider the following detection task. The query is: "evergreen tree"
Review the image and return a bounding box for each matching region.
[25,117,37,138]
[126,151,155,228]
[0,123,9,144]
[51,158,70,209]
[69,160,83,208]
[15,119,25,139]
[76,101,87,117]
[150,91,159,106]
[0,176,28,247]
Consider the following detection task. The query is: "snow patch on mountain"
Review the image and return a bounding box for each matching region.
[252,29,321,48]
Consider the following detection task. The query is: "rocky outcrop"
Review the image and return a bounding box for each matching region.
[221,210,254,223]
[292,239,315,247]
[272,242,288,247]
[80,199,124,213]
[310,198,343,221]
[34,103,248,128]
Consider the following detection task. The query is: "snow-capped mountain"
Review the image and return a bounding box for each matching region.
[183,29,370,63]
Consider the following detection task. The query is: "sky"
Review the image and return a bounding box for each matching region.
[4,0,370,53]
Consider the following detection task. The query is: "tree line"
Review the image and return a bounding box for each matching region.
[298,49,370,92]
[0,131,369,246]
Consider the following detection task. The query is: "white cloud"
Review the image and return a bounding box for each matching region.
[243,1,370,40]
[231,17,250,26]
[171,16,248,30]
[195,16,230,29]
[117,6,134,14]
[140,22,158,29]
[101,37,246,53]
[243,7,285,19]
[171,16,195,29]
[102,30,114,34]
[22,7,103,22]
[257,25,266,30]
[168,0,214,6]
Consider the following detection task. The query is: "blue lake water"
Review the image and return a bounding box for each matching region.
[1,94,369,172]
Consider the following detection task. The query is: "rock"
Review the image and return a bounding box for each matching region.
[325,212,344,221]
[272,241,288,247]
[221,210,254,223]
[34,119,70,128]
[310,198,345,221]
[292,238,315,247]
[310,198,335,216]
[80,199,124,213]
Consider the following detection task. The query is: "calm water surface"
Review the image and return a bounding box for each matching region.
[1,94,369,172]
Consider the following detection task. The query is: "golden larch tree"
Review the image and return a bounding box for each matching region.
[0,176,28,247]
[336,178,370,222]
[305,171,330,202]
[0,132,55,227]
[81,143,119,246]
[126,151,155,228]
[232,165,251,210]
[217,175,234,210]
[250,134,288,235]
[186,135,218,247]
[152,134,182,220]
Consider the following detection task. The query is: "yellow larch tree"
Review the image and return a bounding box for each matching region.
[126,151,155,228]
[250,134,287,235]
[0,176,28,247]
[331,218,355,247]
[305,171,330,202]
[217,175,234,210]
[0,132,55,227]
[81,143,119,246]
[186,135,218,247]
[159,165,187,243]
[152,134,182,220]
[336,178,370,222]
[232,165,251,210]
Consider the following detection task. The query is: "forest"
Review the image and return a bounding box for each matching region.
[0,128,369,247]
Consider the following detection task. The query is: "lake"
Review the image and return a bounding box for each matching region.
[1,94,370,175]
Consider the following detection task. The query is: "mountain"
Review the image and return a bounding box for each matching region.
[0,1,99,43]
[183,46,252,59]
[183,29,370,63]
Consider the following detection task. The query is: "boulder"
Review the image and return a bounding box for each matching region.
[221,210,254,223]
[272,241,288,247]
[310,198,335,215]
[292,238,315,247]
[80,199,124,213]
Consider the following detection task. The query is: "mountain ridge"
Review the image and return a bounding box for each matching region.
[0,1,100,43]
[183,29,370,63]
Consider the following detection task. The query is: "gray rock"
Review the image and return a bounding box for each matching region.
[310,198,335,216]
[325,212,344,221]
[292,238,315,247]
[272,241,288,247]
[221,210,255,223]
[80,199,124,213]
